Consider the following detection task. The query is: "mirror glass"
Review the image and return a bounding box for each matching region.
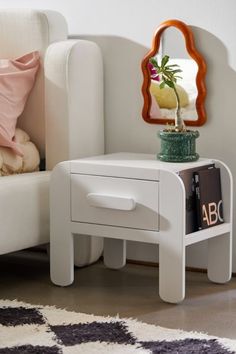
[150,28,198,121]
[142,20,207,126]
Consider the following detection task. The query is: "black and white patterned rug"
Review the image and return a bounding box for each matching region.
[0,299,236,353]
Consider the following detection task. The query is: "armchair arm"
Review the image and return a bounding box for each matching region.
[45,39,104,170]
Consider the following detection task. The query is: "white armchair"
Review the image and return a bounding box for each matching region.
[0,9,104,265]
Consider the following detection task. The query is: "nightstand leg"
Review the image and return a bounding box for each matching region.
[50,230,74,286]
[159,243,185,303]
[104,238,126,269]
[159,170,186,303]
[208,232,232,283]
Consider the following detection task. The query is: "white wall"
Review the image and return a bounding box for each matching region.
[2,0,236,270]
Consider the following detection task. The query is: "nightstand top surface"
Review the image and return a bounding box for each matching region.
[70,153,214,180]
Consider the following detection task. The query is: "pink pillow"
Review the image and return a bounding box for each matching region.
[0,51,40,156]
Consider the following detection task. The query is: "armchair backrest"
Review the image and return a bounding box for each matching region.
[0,9,68,157]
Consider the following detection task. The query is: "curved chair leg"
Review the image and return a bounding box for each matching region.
[50,162,74,286]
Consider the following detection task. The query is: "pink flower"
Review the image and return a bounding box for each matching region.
[148,62,160,81]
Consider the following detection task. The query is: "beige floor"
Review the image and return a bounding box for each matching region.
[1,250,236,340]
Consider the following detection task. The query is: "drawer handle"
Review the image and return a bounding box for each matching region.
[87,193,136,211]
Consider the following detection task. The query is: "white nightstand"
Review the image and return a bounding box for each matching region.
[50,153,232,303]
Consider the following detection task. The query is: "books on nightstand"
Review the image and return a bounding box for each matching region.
[178,164,224,234]
[194,167,224,230]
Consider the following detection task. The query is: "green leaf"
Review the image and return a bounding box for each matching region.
[165,80,174,88]
[159,81,166,89]
[165,64,179,68]
[166,64,179,70]
[161,55,169,67]
[164,68,173,73]
[172,69,182,74]
[150,58,158,67]
[162,77,168,84]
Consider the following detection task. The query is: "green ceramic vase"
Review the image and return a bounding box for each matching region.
[157,130,200,162]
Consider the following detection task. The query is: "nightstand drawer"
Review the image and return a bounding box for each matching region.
[71,174,159,231]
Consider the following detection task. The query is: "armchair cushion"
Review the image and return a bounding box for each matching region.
[0,51,39,156]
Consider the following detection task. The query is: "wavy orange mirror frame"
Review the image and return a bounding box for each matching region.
[141,19,207,126]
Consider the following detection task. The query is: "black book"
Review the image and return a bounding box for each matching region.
[194,167,224,230]
[178,164,215,234]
